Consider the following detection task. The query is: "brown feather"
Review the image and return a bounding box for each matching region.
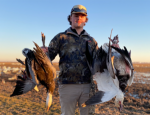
[33,42,56,94]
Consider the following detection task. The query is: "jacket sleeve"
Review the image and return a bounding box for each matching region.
[48,34,60,61]
[92,38,99,59]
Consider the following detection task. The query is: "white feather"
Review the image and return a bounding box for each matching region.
[128,71,134,86]
[93,70,120,102]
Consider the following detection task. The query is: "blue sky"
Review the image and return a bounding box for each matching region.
[0,0,150,62]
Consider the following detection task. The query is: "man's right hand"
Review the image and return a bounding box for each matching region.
[40,46,48,53]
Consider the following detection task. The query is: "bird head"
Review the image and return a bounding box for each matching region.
[22,48,34,60]
[117,75,129,92]
[22,48,29,56]
[115,94,124,111]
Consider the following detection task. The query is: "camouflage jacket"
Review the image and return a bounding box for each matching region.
[48,27,98,84]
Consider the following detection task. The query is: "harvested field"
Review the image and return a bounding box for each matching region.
[0,62,150,115]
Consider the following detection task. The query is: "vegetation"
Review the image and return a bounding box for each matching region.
[0,62,150,114]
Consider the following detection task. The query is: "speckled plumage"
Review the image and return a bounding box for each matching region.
[33,42,56,94]
[11,42,56,111]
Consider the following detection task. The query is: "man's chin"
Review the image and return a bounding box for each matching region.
[74,25,83,29]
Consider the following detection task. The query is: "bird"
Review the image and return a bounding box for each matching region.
[16,58,39,92]
[82,40,134,111]
[10,42,56,111]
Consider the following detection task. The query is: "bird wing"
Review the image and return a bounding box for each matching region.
[111,46,133,70]
[85,70,119,106]
[111,46,134,86]
[10,80,36,97]
[26,58,40,85]
[33,42,51,67]
[85,41,108,74]
[85,90,117,106]
[10,58,39,97]
[16,58,25,65]
[33,42,56,79]
[33,42,56,94]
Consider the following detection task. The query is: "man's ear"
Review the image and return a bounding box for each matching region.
[86,17,88,23]
[69,15,72,21]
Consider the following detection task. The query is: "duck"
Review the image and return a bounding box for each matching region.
[10,42,56,111]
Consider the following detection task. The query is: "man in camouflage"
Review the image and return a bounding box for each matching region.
[42,5,98,115]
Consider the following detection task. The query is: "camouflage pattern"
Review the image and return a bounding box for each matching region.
[48,27,98,84]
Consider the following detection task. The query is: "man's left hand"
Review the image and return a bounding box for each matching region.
[41,46,48,53]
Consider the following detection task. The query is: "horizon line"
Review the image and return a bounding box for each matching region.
[0,61,150,63]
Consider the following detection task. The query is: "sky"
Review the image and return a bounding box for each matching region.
[0,0,150,62]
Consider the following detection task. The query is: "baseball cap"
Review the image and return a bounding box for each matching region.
[71,5,87,16]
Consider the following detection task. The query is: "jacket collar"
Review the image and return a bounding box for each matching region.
[66,27,90,37]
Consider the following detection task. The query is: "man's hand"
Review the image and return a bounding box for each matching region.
[40,46,48,53]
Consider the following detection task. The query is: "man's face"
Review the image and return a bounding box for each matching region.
[70,13,87,29]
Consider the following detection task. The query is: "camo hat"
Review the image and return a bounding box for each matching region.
[71,5,87,16]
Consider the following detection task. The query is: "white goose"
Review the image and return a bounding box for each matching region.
[82,41,134,111]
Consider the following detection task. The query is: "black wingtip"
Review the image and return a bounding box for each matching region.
[85,91,105,106]
[10,94,15,97]
[10,80,24,97]
[17,76,25,81]
[16,58,25,65]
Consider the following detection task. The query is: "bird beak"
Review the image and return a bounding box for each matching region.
[118,104,123,111]
[47,107,49,112]
[46,105,52,112]
[33,85,39,92]
[46,93,53,111]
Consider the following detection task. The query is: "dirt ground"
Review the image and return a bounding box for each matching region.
[0,62,150,115]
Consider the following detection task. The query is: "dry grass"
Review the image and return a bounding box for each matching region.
[1,62,150,115]
[133,63,150,73]
[0,62,59,71]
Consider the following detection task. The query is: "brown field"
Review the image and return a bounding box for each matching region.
[0,62,150,115]
[133,63,150,73]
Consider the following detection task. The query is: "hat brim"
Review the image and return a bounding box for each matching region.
[72,12,87,16]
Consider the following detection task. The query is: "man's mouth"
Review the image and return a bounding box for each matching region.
[77,21,81,23]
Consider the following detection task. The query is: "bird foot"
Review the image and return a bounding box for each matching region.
[34,85,39,92]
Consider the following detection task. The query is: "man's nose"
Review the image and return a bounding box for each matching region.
[77,16,82,20]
